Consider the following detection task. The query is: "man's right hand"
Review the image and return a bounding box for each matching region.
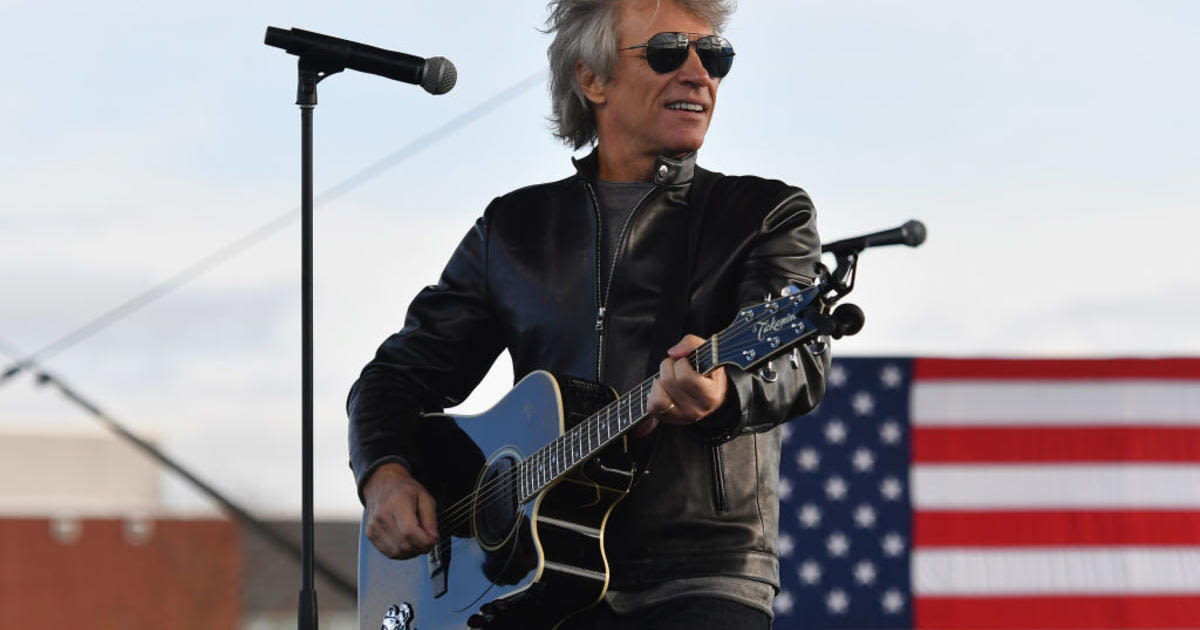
[363,462,439,559]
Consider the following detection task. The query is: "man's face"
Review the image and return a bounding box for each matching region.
[594,0,721,162]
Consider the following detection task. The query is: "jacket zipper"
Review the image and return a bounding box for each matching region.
[710,444,728,513]
[586,181,659,382]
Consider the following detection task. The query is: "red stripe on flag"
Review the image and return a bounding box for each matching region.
[916,594,1200,629]
[915,510,1200,546]
[914,358,1200,381]
[912,426,1200,462]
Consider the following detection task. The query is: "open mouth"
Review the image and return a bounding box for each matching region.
[666,101,705,113]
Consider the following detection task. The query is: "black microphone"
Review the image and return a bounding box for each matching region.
[264,27,457,95]
[822,219,926,255]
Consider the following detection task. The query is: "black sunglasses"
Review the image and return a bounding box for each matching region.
[620,32,735,79]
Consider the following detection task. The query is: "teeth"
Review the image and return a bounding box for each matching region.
[667,102,704,112]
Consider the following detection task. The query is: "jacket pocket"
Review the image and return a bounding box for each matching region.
[709,444,728,514]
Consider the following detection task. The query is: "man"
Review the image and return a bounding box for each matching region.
[348,1,827,628]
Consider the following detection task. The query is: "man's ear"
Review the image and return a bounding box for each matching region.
[576,60,606,106]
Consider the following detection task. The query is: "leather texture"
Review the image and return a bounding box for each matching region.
[347,150,828,589]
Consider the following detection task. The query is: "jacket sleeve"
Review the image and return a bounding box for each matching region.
[347,213,505,501]
[690,185,830,442]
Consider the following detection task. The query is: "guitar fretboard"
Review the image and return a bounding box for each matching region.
[516,340,718,503]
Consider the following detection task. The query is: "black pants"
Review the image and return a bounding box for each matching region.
[559,596,772,630]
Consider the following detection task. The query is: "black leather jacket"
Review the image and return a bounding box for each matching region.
[348,151,827,589]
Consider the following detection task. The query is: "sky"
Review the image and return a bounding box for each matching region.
[1,1,1198,518]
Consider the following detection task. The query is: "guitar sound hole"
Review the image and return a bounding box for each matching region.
[473,452,521,549]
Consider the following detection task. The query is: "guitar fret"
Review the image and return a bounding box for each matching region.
[540,446,549,487]
[635,383,647,425]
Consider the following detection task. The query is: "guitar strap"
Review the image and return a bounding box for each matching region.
[645,166,717,376]
[633,168,718,475]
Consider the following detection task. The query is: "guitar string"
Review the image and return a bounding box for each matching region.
[428,300,818,534]
[432,371,657,527]
[430,306,818,535]
[432,378,654,533]
[431,356,693,529]
[432,373,658,533]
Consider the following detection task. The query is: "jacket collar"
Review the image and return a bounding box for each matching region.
[572,149,697,186]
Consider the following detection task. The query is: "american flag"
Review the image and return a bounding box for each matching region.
[773,357,1200,630]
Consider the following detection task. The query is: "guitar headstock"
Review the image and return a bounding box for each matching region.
[716,284,823,370]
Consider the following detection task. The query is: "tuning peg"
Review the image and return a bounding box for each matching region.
[759,360,778,382]
[832,303,865,338]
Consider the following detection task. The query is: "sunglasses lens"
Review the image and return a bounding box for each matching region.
[696,36,734,78]
[644,32,690,73]
[646,46,688,73]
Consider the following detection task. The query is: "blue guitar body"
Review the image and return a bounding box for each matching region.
[358,370,633,630]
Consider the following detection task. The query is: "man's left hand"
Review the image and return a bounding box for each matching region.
[637,334,727,437]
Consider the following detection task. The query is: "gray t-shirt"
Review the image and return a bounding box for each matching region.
[593,180,654,287]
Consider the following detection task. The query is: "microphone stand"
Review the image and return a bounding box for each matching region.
[267,27,454,630]
[294,57,345,630]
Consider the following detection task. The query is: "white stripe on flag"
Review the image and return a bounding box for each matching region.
[914,547,1200,594]
[913,464,1200,508]
[912,381,1200,425]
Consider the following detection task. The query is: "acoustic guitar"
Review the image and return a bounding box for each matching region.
[358,280,861,630]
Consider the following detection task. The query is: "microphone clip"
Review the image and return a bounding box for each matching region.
[297,57,345,107]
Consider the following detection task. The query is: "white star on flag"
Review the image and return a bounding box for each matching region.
[798,503,822,528]
[880,363,903,388]
[881,532,905,557]
[881,588,905,614]
[853,560,877,585]
[879,476,903,501]
[826,532,850,557]
[824,420,847,444]
[825,588,850,614]
[778,475,794,502]
[796,446,820,471]
[828,364,848,388]
[851,391,875,416]
[778,532,795,558]
[798,559,822,585]
[824,476,848,501]
[851,447,875,472]
[773,590,795,615]
[878,419,902,444]
[853,503,877,528]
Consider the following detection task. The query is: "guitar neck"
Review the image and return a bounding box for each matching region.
[516,340,718,503]
[514,283,822,503]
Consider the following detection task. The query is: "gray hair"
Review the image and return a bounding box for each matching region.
[544,0,735,150]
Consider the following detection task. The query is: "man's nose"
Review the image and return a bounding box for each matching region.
[676,44,714,85]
